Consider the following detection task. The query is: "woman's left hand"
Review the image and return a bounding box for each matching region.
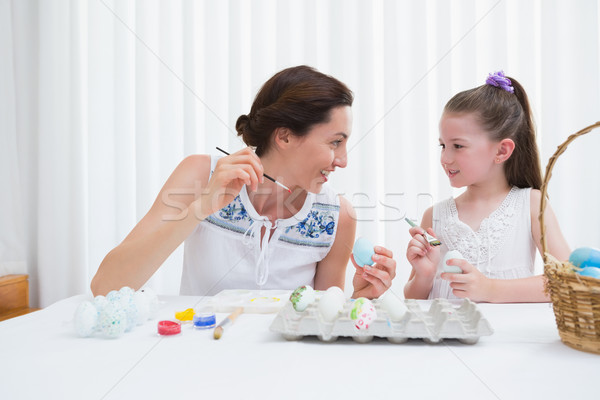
[441,260,493,302]
[351,246,396,299]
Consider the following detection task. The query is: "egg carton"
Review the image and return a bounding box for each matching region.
[210,289,292,313]
[269,298,493,344]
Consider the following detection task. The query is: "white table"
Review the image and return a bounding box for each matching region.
[0,294,598,400]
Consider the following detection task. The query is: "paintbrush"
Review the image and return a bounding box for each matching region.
[213,306,244,340]
[405,217,442,246]
[216,147,292,193]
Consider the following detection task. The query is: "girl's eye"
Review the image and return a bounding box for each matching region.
[439,143,445,149]
[454,144,463,149]
[332,140,343,147]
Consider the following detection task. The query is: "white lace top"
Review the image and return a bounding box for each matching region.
[429,186,536,299]
[180,156,340,296]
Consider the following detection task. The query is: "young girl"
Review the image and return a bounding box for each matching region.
[404,71,570,303]
[91,66,395,299]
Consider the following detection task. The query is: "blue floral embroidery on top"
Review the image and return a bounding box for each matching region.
[285,210,336,239]
[205,195,254,235]
[218,195,251,222]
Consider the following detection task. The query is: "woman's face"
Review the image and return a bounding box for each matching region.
[286,106,352,193]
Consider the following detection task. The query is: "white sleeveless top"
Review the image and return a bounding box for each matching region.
[180,156,341,296]
[429,186,536,299]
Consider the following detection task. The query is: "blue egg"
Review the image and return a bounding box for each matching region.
[577,267,600,279]
[353,237,375,267]
[569,247,600,269]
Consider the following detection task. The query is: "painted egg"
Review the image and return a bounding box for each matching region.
[74,301,98,337]
[442,250,465,273]
[119,293,139,332]
[289,285,316,312]
[353,237,375,267]
[119,286,135,298]
[350,297,377,330]
[106,289,123,303]
[569,247,600,269]
[379,291,407,321]
[93,295,109,313]
[98,302,127,339]
[578,266,600,279]
[318,288,345,322]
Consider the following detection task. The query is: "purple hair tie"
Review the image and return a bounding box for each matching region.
[485,71,514,93]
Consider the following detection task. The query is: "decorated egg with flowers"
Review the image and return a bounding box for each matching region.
[350,297,377,330]
[289,285,316,312]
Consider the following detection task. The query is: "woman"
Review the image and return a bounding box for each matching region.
[91,65,395,299]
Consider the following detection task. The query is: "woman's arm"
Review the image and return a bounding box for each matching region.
[313,196,356,291]
[91,148,264,295]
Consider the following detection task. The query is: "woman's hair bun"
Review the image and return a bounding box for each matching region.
[236,114,260,148]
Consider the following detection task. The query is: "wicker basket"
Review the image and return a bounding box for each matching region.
[540,121,600,354]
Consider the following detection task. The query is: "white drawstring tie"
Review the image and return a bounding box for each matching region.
[243,219,281,286]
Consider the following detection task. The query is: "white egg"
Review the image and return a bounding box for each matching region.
[442,250,465,273]
[74,301,98,337]
[318,290,345,322]
[133,291,150,324]
[140,287,159,319]
[325,286,345,304]
[378,291,407,321]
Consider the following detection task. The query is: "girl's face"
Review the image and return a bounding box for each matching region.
[286,106,352,193]
[439,112,500,188]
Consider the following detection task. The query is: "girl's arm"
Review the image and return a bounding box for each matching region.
[91,149,263,296]
[313,196,356,291]
[530,189,571,262]
[404,207,440,299]
[495,189,570,302]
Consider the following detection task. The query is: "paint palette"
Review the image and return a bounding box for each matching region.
[269,298,493,344]
[210,289,292,314]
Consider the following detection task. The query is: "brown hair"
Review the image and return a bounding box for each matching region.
[236,65,353,156]
[443,76,541,189]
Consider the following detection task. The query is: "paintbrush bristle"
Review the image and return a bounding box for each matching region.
[430,240,442,246]
[213,326,223,340]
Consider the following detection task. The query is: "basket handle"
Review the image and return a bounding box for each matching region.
[539,121,600,263]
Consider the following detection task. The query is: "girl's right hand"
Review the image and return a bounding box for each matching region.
[406,226,440,280]
[193,147,264,219]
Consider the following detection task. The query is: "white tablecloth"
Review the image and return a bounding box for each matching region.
[0,294,597,400]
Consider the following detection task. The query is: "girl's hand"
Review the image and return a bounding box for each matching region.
[441,260,493,302]
[351,246,396,299]
[194,147,264,219]
[406,226,440,280]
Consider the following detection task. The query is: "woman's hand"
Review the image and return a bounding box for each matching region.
[351,246,396,299]
[193,147,264,220]
[441,260,493,302]
[406,226,440,280]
